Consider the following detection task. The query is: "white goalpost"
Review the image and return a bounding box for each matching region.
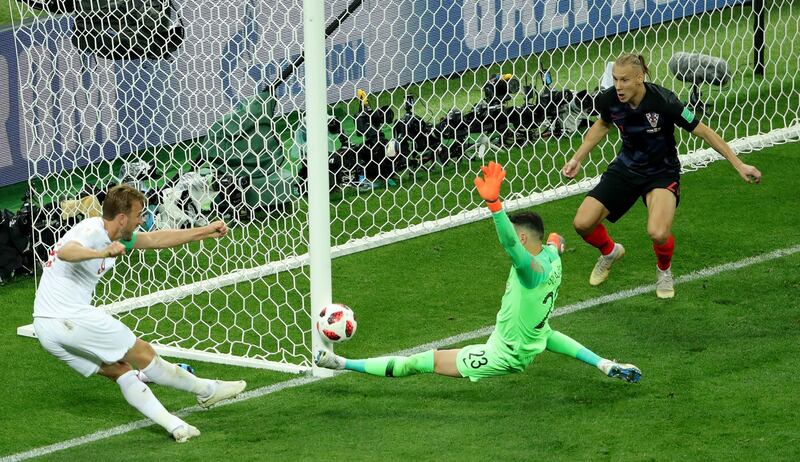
[7,0,800,375]
[303,0,336,378]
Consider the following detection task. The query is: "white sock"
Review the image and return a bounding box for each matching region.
[142,356,215,398]
[116,370,185,433]
[604,245,619,259]
[598,359,614,374]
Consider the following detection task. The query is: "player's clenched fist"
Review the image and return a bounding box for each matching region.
[206,220,229,239]
[103,242,126,258]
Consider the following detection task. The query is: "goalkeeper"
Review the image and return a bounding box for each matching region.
[316,161,641,383]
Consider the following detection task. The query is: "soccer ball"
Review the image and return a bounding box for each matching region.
[316,303,357,343]
[177,363,195,374]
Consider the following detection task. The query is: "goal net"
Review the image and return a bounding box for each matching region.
[9,0,800,372]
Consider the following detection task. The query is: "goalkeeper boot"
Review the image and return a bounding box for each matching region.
[600,360,642,383]
[197,380,247,409]
[172,424,200,443]
[314,350,346,370]
[589,243,625,286]
[656,266,675,299]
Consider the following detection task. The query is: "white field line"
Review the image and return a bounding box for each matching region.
[3,244,799,462]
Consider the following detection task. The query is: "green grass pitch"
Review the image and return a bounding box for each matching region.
[0,143,798,460]
[0,1,798,460]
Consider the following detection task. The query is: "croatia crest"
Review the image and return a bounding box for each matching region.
[646,112,660,128]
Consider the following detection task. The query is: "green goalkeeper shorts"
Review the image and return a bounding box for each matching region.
[456,338,544,382]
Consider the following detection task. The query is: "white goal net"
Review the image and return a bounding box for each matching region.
[8,0,800,372]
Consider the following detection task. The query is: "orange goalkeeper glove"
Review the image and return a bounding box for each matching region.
[474,161,506,212]
[547,232,565,255]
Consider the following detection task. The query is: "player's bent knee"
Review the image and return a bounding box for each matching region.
[123,339,157,369]
[572,217,595,236]
[98,361,133,381]
[648,227,670,244]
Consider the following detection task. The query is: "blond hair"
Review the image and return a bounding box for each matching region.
[615,53,650,78]
[102,184,146,220]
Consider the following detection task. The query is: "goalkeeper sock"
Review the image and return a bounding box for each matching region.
[582,223,615,256]
[546,331,603,368]
[345,350,435,377]
[117,370,185,433]
[142,356,215,398]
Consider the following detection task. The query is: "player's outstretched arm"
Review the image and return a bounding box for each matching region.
[474,162,546,286]
[691,123,762,183]
[133,221,229,250]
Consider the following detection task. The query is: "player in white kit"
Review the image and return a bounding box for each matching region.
[33,184,246,443]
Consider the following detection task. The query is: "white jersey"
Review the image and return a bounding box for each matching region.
[33,217,119,319]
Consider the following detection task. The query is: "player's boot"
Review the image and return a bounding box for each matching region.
[601,360,642,383]
[197,380,247,408]
[172,424,200,443]
[314,350,346,370]
[656,266,675,299]
[589,243,625,286]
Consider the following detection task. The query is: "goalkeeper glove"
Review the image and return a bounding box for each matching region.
[473,161,506,213]
[547,233,565,255]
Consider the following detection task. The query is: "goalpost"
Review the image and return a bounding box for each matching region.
[8,0,800,375]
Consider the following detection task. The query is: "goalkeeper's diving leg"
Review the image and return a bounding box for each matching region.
[315,349,449,377]
[546,330,642,383]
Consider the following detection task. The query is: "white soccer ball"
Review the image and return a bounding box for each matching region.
[316,303,357,343]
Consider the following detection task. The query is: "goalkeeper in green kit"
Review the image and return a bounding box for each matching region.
[316,161,641,384]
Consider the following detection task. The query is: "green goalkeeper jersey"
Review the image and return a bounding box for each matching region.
[487,210,562,363]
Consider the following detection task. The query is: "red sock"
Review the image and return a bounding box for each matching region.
[582,223,615,256]
[653,235,675,270]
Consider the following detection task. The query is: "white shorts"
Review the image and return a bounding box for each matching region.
[33,309,137,377]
